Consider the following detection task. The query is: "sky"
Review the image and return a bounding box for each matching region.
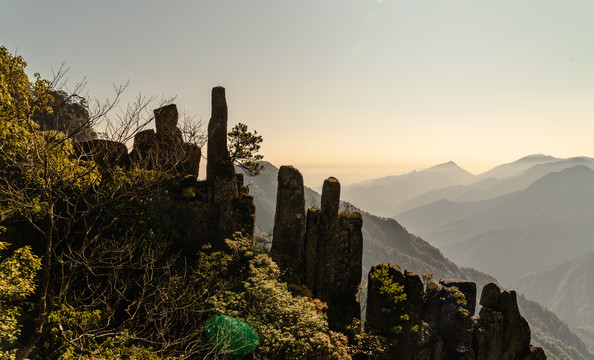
[2,1,594,186]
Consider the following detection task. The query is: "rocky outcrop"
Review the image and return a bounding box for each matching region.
[271,173,363,332]
[129,104,201,177]
[75,139,131,171]
[315,177,341,302]
[206,87,241,245]
[365,263,546,360]
[331,211,363,330]
[304,207,320,290]
[271,166,306,275]
[474,283,546,360]
[75,87,255,248]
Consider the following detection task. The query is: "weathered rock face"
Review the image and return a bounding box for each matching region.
[207,87,234,182]
[128,104,200,177]
[76,88,255,249]
[474,283,539,360]
[234,173,256,238]
[75,139,130,170]
[315,177,341,302]
[304,207,320,290]
[271,173,363,332]
[365,265,546,360]
[321,177,341,218]
[329,211,363,330]
[129,129,157,169]
[271,166,306,275]
[206,87,240,246]
[154,104,179,140]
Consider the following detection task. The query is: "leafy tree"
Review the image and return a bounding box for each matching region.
[0,239,41,360]
[228,122,264,176]
[0,46,177,359]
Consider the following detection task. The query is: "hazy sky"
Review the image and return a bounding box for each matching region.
[3,1,594,186]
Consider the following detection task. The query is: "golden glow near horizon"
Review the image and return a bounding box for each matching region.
[3,1,594,188]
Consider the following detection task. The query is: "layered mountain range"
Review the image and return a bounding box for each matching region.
[241,160,594,359]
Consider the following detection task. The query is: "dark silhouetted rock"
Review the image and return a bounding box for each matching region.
[129,107,200,177]
[76,139,130,170]
[304,207,320,291]
[405,270,425,314]
[474,306,504,360]
[154,103,179,138]
[207,87,234,182]
[272,166,306,275]
[328,211,363,331]
[473,283,543,360]
[206,87,239,246]
[179,143,201,177]
[321,177,340,218]
[364,268,546,360]
[315,177,341,303]
[479,282,501,309]
[129,129,157,170]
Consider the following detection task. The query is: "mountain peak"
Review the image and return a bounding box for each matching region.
[424,161,470,174]
[517,154,556,162]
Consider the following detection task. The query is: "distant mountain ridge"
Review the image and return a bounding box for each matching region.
[396,156,594,214]
[510,252,594,329]
[342,161,474,217]
[339,154,594,217]
[398,165,594,284]
[476,154,559,181]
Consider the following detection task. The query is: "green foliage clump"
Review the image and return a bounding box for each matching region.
[32,89,96,141]
[0,240,41,359]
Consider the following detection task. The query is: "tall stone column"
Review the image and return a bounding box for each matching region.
[328,211,363,331]
[314,177,341,302]
[272,166,306,277]
[206,87,238,245]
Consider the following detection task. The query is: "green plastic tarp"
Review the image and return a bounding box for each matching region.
[206,315,259,355]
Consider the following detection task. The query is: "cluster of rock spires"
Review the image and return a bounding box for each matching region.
[365,263,546,359]
[272,167,363,331]
[78,86,546,359]
[76,87,255,246]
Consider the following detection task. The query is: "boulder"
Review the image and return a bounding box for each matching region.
[75,139,130,170]
[154,103,179,138]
